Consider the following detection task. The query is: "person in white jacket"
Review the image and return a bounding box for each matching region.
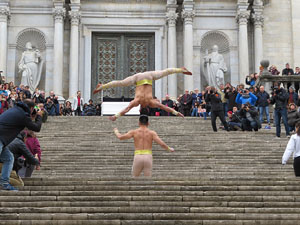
[282,121,300,176]
[72,91,84,116]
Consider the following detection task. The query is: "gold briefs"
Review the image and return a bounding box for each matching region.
[134,150,152,155]
[136,79,153,87]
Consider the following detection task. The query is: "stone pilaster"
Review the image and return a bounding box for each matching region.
[166,2,178,99]
[253,0,264,74]
[68,4,81,98]
[53,3,65,96]
[236,0,250,84]
[0,4,10,77]
[182,0,195,91]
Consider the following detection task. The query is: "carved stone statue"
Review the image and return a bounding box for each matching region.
[18,42,43,92]
[204,45,227,88]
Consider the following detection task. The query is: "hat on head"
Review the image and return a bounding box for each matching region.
[228,111,233,115]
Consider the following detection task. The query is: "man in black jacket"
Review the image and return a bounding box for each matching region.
[205,86,228,132]
[0,132,39,187]
[161,95,174,116]
[239,103,261,131]
[270,87,290,138]
[0,99,42,191]
[180,90,192,116]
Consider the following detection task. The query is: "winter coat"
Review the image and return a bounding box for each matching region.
[235,92,258,106]
[256,91,270,107]
[287,110,300,127]
[26,136,42,163]
[270,88,289,110]
[0,102,42,146]
[8,134,39,172]
[205,92,223,112]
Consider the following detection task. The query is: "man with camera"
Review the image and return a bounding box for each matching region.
[271,86,290,138]
[205,86,228,132]
[0,99,42,191]
[239,102,261,131]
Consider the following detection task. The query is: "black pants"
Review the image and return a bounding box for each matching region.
[183,108,191,117]
[294,156,300,177]
[211,110,228,132]
[75,107,82,116]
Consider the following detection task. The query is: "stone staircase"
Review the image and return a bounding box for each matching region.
[1,116,300,225]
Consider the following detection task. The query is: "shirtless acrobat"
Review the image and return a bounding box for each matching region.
[113,114,174,177]
[93,67,192,121]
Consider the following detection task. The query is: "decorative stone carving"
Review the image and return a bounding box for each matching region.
[181,9,195,24]
[53,8,66,23]
[16,28,46,51]
[252,13,264,27]
[0,6,10,22]
[166,11,178,26]
[69,10,81,25]
[200,31,230,54]
[236,11,250,25]
[18,42,44,92]
[204,45,227,89]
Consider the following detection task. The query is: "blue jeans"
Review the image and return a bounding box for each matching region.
[259,106,270,124]
[223,103,228,117]
[191,108,198,117]
[0,142,14,185]
[199,112,207,120]
[274,108,290,137]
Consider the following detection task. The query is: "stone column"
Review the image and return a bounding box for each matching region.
[253,1,264,74]
[236,1,250,84]
[182,0,195,91]
[53,3,65,96]
[68,4,81,98]
[0,4,9,77]
[166,2,178,99]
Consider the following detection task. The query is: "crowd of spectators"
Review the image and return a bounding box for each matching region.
[153,63,300,137]
[0,78,101,118]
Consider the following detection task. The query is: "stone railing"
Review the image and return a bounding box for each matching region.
[259,75,300,91]
[258,59,300,92]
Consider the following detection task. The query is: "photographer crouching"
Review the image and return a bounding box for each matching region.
[271,86,290,138]
[0,99,42,191]
[239,102,261,131]
[205,86,229,132]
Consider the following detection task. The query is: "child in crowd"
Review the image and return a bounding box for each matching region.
[18,130,41,178]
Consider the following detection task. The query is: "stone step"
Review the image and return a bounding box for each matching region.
[2,116,296,224]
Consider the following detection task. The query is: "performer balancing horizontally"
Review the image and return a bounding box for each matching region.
[93,67,192,121]
[113,114,174,177]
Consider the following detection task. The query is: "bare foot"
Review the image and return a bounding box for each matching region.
[181,67,192,75]
[109,115,117,121]
[177,112,184,118]
[93,83,102,94]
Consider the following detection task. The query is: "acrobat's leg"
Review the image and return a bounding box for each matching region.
[109,99,140,121]
[93,75,138,94]
[149,99,184,118]
[150,67,192,81]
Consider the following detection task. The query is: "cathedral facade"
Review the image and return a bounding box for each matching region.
[0,0,299,102]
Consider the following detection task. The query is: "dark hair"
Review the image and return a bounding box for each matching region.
[140,107,150,115]
[23,99,35,108]
[19,130,27,141]
[139,115,149,125]
[296,122,300,136]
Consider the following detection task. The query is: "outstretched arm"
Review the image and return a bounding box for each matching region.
[150,99,184,118]
[110,99,140,121]
[114,128,134,140]
[152,131,174,152]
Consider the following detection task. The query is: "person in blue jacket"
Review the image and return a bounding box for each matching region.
[235,89,258,107]
[0,99,43,191]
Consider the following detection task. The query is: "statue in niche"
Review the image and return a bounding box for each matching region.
[204,45,227,88]
[18,42,43,92]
